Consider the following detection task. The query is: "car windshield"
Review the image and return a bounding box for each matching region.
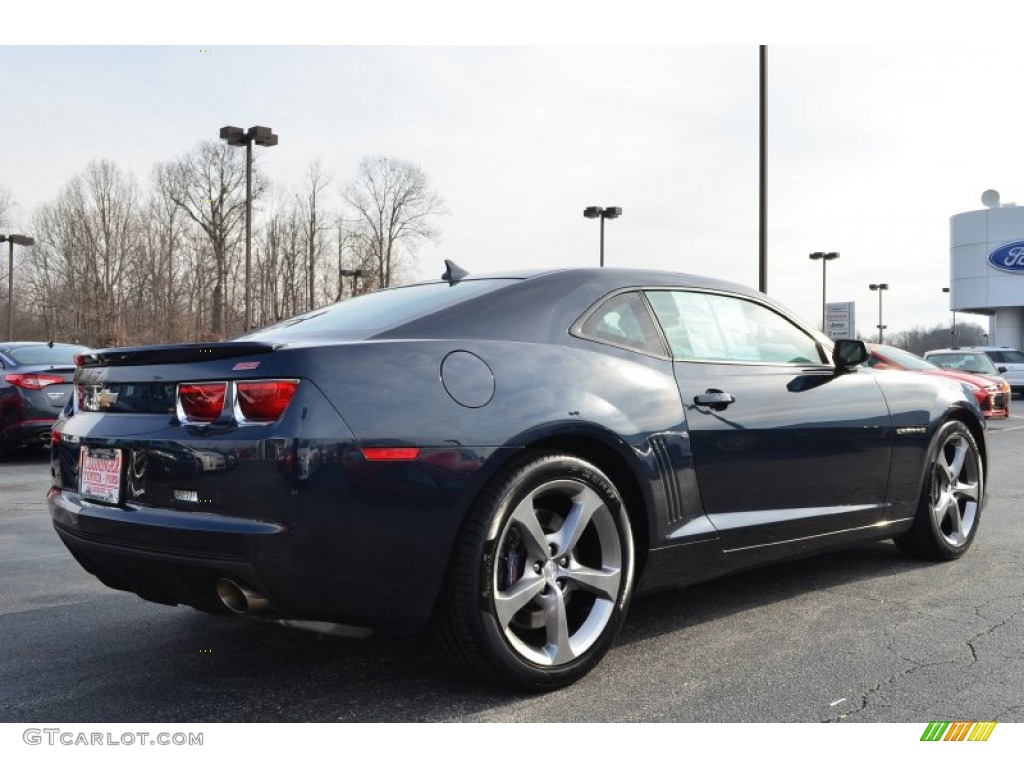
[4,344,90,366]
[873,345,938,371]
[927,352,999,375]
[985,349,1024,364]
[241,279,519,341]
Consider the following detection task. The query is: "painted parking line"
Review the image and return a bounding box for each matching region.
[0,553,68,565]
[989,425,1024,434]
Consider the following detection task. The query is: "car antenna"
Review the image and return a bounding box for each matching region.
[441,260,469,285]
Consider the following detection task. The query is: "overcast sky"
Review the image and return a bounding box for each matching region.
[4,5,1023,337]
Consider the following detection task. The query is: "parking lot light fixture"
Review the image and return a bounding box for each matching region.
[583,206,622,267]
[219,125,279,331]
[340,268,363,297]
[808,251,839,332]
[869,282,889,344]
[1,234,35,341]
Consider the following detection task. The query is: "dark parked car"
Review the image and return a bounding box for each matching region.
[49,266,988,689]
[0,341,90,459]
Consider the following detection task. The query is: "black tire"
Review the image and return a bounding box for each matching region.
[432,451,635,690]
[894,420,984,560]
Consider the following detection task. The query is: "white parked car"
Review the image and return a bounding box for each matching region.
[977,347,1024,397]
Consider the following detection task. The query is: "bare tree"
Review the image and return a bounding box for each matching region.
[295,160,333,310]
[22,160,142,345]
[0,184,14,229]
[333,215,366,301]
[154,141,265,337]
[135,191,190,342]
[17,152,445,344]
[886,322,988,355]
[257,197,306,324]
[341,156,448,289]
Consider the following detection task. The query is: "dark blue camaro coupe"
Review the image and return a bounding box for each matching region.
[49,265,987,689]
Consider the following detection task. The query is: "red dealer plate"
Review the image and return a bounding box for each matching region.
[79,446,123,504]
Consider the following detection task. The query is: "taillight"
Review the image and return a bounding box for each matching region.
[177,382,227,422]
[236,380,298,422]
[361,447,421,461]
[4,373,65,390]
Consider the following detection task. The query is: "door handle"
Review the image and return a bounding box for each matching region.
[694,390,735,410]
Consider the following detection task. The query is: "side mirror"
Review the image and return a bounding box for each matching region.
[998,365,1008,373]
[832,339,869,370]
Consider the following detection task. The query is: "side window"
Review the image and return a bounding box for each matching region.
[645,290,825,365]
[578,292,666,356]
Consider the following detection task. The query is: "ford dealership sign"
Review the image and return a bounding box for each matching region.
[989,241,1024,273]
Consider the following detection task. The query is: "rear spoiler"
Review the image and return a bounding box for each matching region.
[76,342,282,367]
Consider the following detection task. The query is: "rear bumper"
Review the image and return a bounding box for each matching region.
[47,374,510,633]
[0,417,54,448]
[47,444,505,633]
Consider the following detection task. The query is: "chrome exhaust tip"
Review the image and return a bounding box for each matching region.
[216,578,269,614]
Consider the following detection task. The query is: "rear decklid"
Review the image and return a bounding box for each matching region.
[73,342,284,416]
[57,340,347,520]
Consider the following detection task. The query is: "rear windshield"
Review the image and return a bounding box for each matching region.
[4,344,90,366]
[241,279,519,341]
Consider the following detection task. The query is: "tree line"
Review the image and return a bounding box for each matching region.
[1,149,446,347]
[882,321,988,356]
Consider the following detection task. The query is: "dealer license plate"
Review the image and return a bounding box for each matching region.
[79,446,123,504]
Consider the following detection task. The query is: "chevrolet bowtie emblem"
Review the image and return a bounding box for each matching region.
[87,387,119,411]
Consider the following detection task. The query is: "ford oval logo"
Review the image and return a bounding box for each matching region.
[988,241,1024,273]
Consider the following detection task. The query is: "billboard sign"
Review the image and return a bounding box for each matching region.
[825,301,855,339]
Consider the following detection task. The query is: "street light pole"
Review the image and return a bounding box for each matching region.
[759,44,767,294]
[583,206,622,267]
[869,282,889,344]
[808,251,839,333]
[1,234,35,341]
[219,125,279,332]
[340,268,363,298]
[942,287,957,346]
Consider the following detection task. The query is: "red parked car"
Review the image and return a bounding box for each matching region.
[0,342,90,458]
[866,343,1009,419]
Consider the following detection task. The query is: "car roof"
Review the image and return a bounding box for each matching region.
[0,341,88,349]
[378,266,798,345]
[417,266,760,295]
[950,346,1020,352]
[924,348,995,355]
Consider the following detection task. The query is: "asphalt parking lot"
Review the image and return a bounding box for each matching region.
[2,417,1023,723]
